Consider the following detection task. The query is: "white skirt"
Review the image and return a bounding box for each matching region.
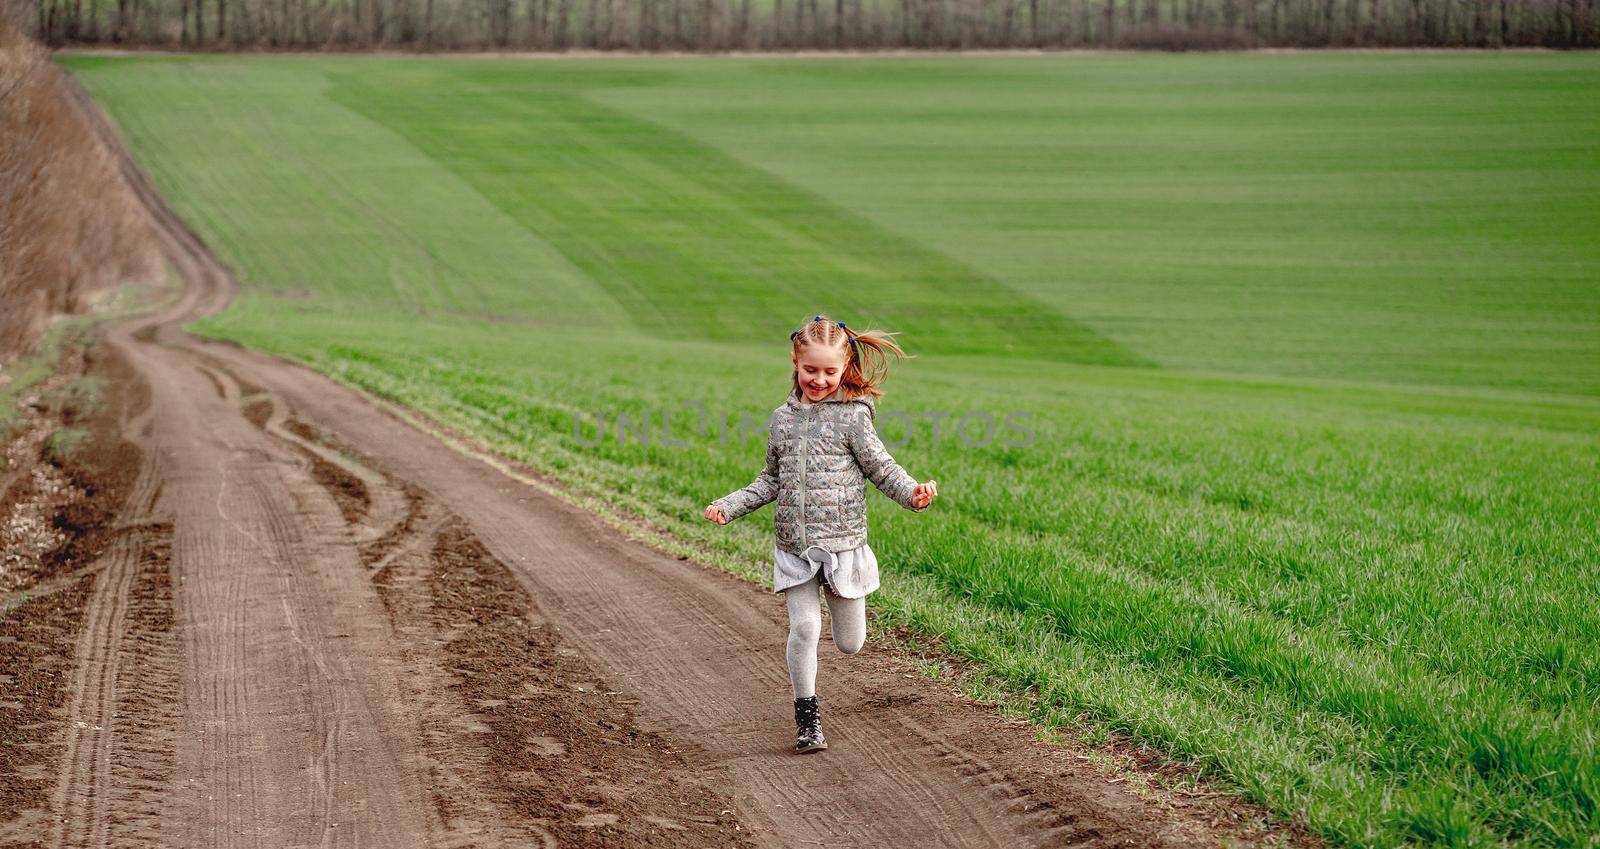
[774,542,880,599]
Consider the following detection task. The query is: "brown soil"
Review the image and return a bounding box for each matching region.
[0,574,95,830]
[1,342,142,598]
[0,66,1321,848]
[308,453,371,525]
[402,515,756,846]
[0,333,168,848]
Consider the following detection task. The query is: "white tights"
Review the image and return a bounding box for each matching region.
[785,573,866,699]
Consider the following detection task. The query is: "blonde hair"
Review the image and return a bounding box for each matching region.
[790,314,911,401]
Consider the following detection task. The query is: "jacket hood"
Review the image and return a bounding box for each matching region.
[786,386,877,418]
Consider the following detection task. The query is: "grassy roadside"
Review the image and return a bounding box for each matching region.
[0,321,91,442]
[64,54,1600,848]
[0,279,175,446]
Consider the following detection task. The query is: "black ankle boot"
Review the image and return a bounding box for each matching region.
[794,695,827,754]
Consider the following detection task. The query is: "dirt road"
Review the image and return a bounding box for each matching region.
[1,81,1305,849]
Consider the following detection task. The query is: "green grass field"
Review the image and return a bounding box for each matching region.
[64,53,1600,847]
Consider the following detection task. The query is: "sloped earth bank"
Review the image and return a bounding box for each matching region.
[0,75,1317,849]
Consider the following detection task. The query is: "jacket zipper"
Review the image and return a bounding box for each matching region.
[797,405,811,550]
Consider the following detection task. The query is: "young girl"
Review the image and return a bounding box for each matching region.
[704,314,938,754]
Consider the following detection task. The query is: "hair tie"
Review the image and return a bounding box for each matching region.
[813,315,822,321]
[837,321,847,329]
[790,330,799,340]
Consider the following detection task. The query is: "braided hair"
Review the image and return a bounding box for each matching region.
[789,314,910,401]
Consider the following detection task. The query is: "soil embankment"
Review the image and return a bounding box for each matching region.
[0,27,159,365]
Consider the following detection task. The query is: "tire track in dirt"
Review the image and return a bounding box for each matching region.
[259,394,759,847]
[31,67,1316,849]
[0,575,97,842]
[43,340,174,849]
[132,346,436,848]
[48,518,178,849]
[1,336,168,849]
[43,77,440,848]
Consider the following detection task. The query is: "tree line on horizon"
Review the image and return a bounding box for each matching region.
[6,0,1596,54]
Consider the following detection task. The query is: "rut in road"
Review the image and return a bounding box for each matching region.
[6,72,1313,849]
[24,311,761,848]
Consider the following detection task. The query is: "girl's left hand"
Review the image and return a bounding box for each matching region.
[911,480,938,509]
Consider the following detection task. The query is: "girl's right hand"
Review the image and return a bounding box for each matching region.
[704,504,728,525]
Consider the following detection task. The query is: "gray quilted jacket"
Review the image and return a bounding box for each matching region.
[712,387,928,556]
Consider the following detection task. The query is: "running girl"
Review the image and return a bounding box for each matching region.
[704,314,938,754]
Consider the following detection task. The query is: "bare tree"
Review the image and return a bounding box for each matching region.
[13,0,1593,49]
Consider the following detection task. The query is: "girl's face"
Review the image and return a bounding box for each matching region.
[793,344,848,402]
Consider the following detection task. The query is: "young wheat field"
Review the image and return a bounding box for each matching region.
[64,52,1600,848]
